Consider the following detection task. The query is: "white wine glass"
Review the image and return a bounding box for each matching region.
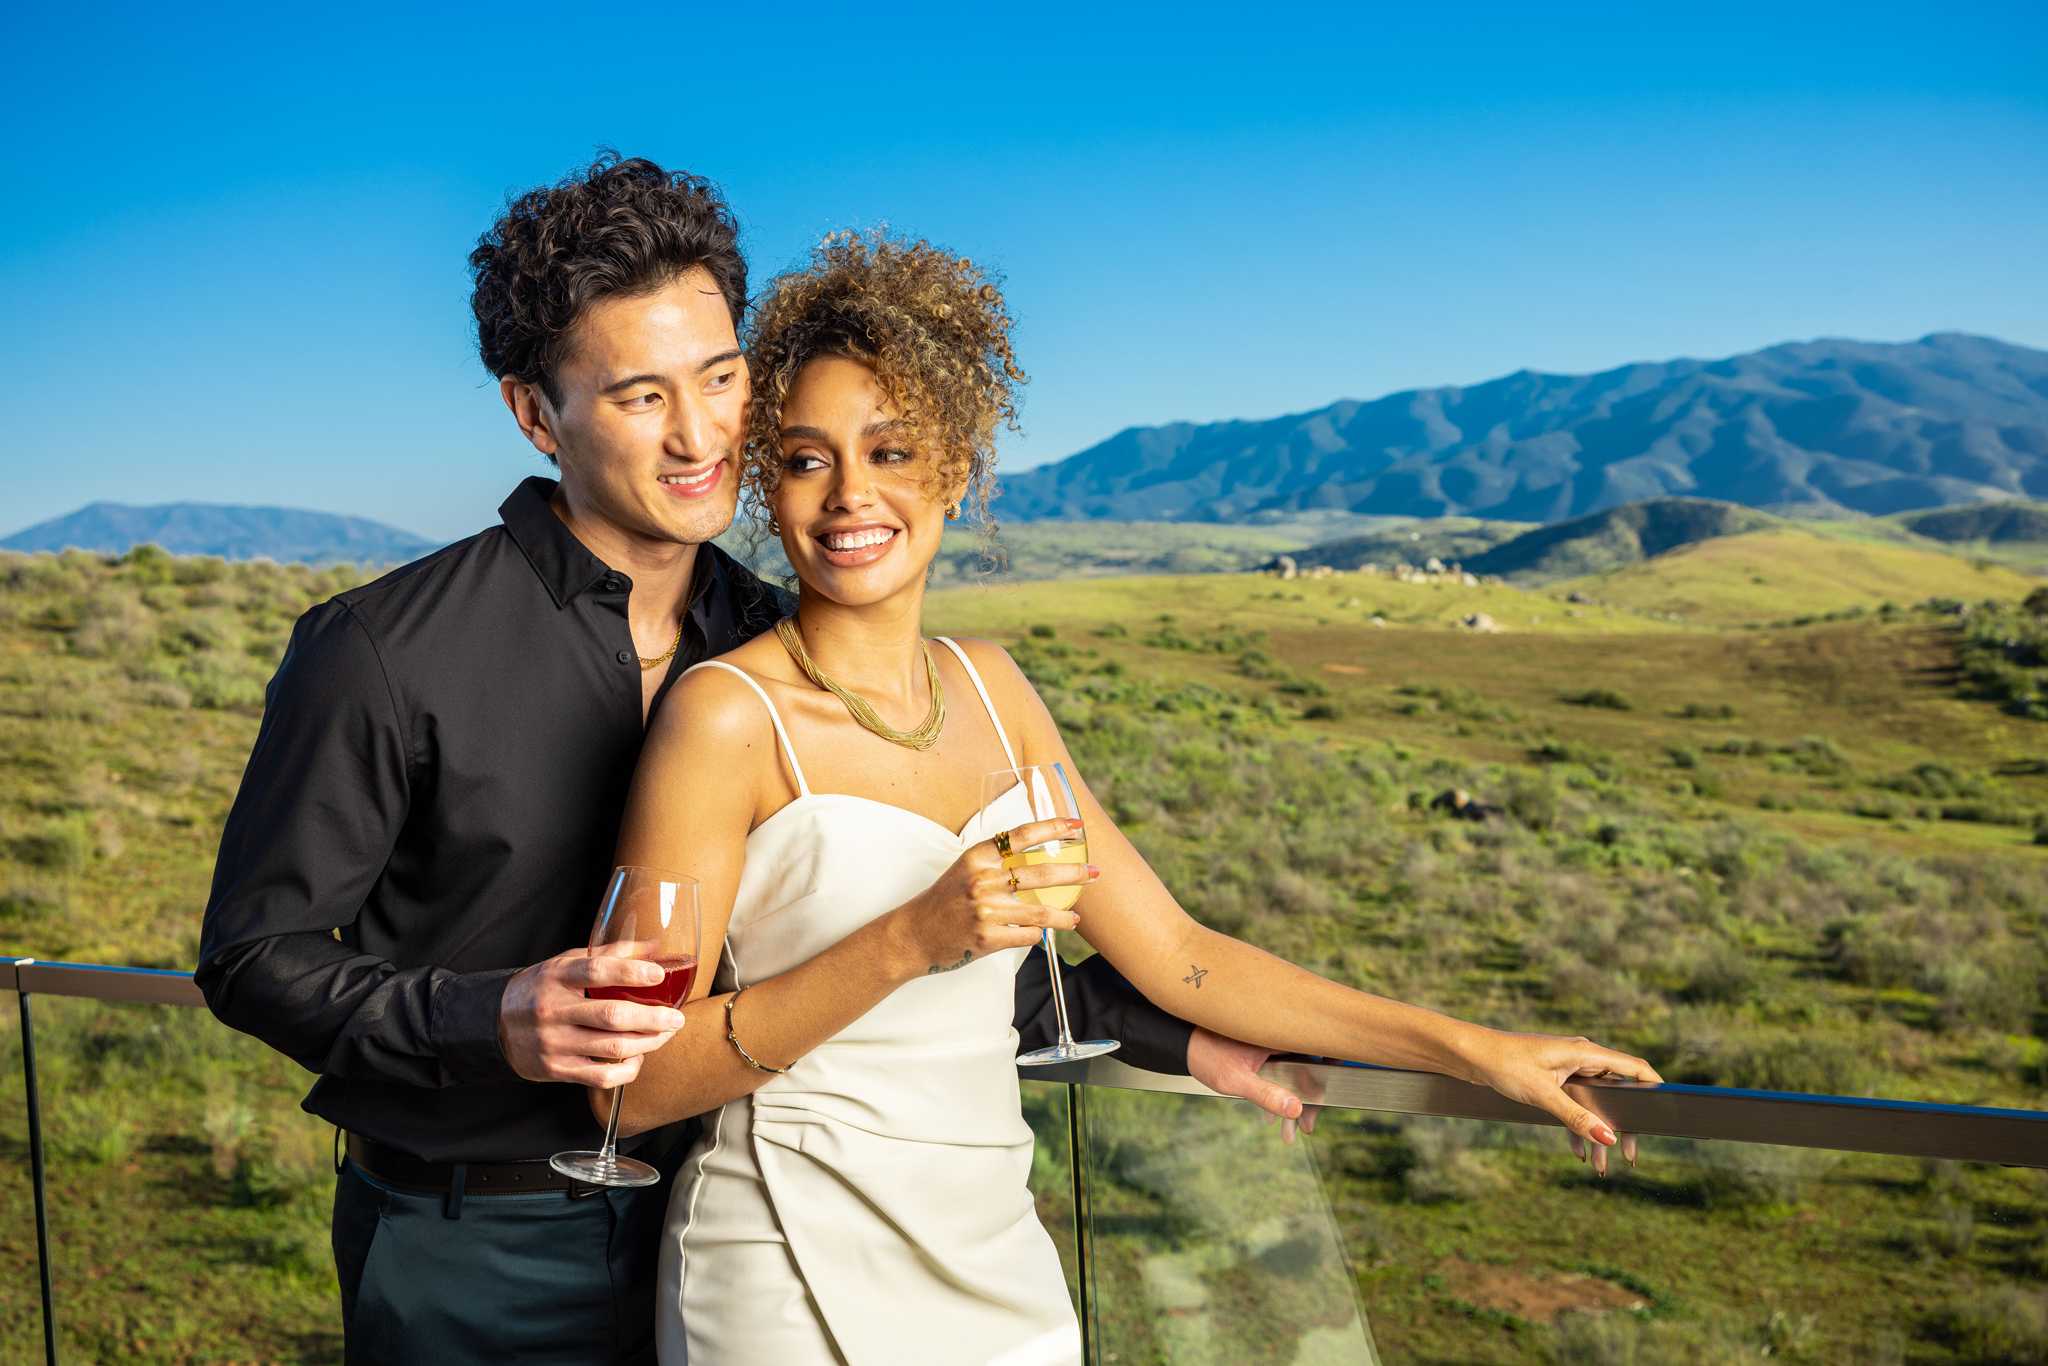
[982,762,1120,1066]
[549,866,701,1187]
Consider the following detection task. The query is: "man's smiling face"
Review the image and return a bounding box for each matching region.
[512,265,748,549]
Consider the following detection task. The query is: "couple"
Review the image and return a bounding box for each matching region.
[198,154,1657,1365]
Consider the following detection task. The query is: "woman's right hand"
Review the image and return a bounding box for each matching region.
[890,817,1097,979]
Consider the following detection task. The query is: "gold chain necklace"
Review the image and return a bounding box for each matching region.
[774,616,946,750]
[639,622,683,672]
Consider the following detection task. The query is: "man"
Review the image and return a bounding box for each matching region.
[197,154,1304,1363]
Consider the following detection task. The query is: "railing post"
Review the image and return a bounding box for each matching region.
[15,960,58,1364]
[1066,1080,1095,1364]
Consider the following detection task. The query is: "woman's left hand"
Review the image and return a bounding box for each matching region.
[1465,1030,1663,1176]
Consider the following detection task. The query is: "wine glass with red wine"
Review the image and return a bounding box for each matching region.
[549,866,701,1188]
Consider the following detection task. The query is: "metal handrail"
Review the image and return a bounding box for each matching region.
[1036,1056,2048,1169]
[2,958,203,1007]
[8,957,2044,1167]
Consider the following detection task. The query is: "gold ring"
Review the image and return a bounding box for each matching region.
[993,829,1013,858]
[1007,869,1021,895]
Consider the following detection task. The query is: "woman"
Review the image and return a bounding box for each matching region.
[609,233,1662,1364]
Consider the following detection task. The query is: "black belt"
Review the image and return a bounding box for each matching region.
[344,1132,595,1202]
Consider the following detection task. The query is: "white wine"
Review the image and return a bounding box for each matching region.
[1004,838,1088,911]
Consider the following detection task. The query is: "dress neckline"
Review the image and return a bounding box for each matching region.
[746,788,1013,847]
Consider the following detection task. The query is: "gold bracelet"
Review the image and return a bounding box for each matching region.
[724,988,790,1075]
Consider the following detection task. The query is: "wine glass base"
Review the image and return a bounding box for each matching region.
[1017,1039,1121,1067]
[549,1151,662,1188]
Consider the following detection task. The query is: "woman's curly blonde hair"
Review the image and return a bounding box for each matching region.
[741,231,1025,538]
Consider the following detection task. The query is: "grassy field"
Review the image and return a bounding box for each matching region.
[3,537,2047,1361]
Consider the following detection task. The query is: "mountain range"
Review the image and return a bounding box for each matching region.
[996,333,2048,523]
[0,502,438,565]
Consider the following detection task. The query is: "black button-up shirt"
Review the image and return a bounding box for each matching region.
[197,476,1189,1163]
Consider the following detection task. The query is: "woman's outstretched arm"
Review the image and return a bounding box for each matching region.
[957,640,1662,1149]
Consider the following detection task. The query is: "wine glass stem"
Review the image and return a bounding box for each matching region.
[1042,930,1076,1050]
[597,1087,625,1168]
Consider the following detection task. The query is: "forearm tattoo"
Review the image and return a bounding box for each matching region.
[1183,965,1208,989]
[927,950,974,976]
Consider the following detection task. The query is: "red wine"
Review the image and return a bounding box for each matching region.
[589,957,698,1008]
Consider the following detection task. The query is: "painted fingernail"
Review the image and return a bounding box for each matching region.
[1064,818,1084,830]
[1086,865,1101,878]
[1594,1124,1617,1146]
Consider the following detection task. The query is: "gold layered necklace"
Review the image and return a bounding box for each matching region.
[775,616,946,750]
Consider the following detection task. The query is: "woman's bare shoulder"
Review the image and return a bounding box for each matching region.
[944,636,1047,719]
[648,652,777,756]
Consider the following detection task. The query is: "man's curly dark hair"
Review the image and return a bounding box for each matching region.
[468,152,746,406]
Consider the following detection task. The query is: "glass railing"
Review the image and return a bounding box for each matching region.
[9,958,2047,1364]
[1034,1055,2048,1365]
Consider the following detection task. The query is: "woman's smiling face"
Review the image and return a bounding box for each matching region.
[771,354,959,609]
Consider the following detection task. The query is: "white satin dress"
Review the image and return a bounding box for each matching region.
[656,638,1081,1366]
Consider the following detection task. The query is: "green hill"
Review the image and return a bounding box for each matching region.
[1549,528,2038,624]
[1887,499,2048,576]
[1899,499,2048,544]
[1460,498,1779,580]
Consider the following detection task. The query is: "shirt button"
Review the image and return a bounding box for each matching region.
[615,649,634,666]
[602,576,625,593]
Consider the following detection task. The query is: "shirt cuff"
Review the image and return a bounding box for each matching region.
[429,966,523,1085]
[1119,1012,1196,1077]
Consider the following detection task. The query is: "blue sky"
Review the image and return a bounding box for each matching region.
[3,2,2044,539]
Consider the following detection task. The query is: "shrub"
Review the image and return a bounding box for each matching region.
[1237,649,1284,681]
[9,814,94,870]
[1693,1142,1838,1209]
[1563,688,1632,710]
[1394,1120,1501,1203]
[1028,623,1056,639]
[1502,771,1564,831]
[1671,1027,1875,1096]
[119,542,177,585]
[1919,1286,2048,1362]
[1917,952,2039,1034]
[1676,701,1738,720]
[180,658,268,711]
[1670,940,1759,1005]
[1827,913,1922,988]
[1877,763,1982,801]
[1778,736,1849,777]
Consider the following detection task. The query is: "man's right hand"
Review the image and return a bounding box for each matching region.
[497,949,686,1086]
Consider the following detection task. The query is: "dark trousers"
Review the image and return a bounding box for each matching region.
[332,1158,673,1364]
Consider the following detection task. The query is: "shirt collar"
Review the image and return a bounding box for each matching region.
[498,474,726,619]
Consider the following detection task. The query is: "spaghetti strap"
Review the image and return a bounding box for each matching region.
[932,637,1019,771]
[680,660,811,797]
